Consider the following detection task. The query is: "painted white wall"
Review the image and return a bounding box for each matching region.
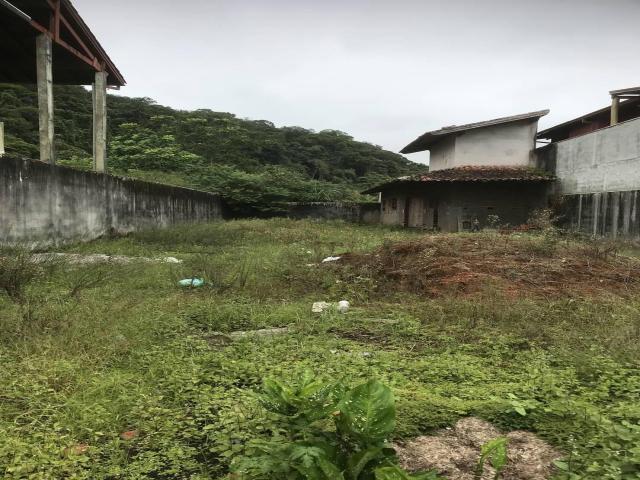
[452,120,538,169]
[554,117,640,194]
[428,135,456,171]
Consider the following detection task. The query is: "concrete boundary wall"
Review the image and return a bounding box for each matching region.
[538,117,640,195]
[558,191,640,239]
[535,118,640,238]
[283,202,380,224]
[1,156,224,245]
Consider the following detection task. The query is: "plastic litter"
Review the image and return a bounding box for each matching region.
[312,301,331,313]
[178,278,205,287]
[337,300,350,313]
[321,256,341,263]
[163,257,182,264]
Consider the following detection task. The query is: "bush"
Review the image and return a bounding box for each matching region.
[231,371,441,479]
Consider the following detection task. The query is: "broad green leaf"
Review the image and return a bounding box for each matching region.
[288,443,343,480]
[553,460,569,471]
[337,379,395,444]
[476,437,508,479]
[375,465,441,479]
[514,406,527,416]
[346,446,383,479]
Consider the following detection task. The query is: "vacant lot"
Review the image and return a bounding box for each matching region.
[1,219,639,479]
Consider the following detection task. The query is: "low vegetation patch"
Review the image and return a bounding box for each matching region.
[336,233,640,298]
[1,220,639,479]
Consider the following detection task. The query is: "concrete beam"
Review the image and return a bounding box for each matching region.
[36,34,55,164]
[611,96,620,126]
[0,122,5,157]
[93,71,108,172]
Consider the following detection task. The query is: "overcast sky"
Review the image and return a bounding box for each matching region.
[76,0,639,164]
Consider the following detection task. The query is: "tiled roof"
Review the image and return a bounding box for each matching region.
[412,166,554,182]
[362,166,555,194]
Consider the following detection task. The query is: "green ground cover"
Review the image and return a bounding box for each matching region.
[1,219,639,479]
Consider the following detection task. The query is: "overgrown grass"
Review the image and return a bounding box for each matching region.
[1,220,639,479]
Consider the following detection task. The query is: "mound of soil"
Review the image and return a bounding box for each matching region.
[337,234,640,298]
[395,417,562,480]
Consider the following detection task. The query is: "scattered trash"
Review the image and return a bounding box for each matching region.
[337,300,350,313]
[362,351,372,357]
[312,300,351,313]
[163,256,181,264]
[312,301,331,313]
[178,278,205,287]
[322,256,342,263]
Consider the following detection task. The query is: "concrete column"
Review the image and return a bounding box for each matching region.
[0,122,5,157]
[93,71,108,172]
[611,96,620,126]
[36,34,55,164]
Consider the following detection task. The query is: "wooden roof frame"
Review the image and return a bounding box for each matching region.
[0,0,125,86]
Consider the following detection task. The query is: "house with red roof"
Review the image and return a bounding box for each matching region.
[363,110,555,231]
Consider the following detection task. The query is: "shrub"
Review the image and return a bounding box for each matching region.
[231,372,440,479]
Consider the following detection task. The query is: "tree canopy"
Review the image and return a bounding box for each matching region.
[0,84,422,214]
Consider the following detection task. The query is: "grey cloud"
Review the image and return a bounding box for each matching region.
[75,0,640,164]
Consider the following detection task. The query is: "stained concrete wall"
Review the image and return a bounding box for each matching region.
[283,202,380,224]
[428,136,456,171]
[429,120,538,171]
[380,182,549,231]
[535,117,640,238]
[558,191,640,238]
[544,116,640,195]
[1,156,224,245]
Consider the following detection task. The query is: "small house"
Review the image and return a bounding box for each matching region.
[363,110,554,231]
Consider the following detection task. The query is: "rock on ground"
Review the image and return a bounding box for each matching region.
[395,417,562,480]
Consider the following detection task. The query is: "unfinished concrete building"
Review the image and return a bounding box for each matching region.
[536,87,640,238]
[0,0,126,169]
[363,110,553,231]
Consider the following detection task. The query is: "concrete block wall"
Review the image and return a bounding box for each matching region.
[1,156,224,245]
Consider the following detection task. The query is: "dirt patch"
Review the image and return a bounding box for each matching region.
[335,234,640,298]
[395,417,562,480]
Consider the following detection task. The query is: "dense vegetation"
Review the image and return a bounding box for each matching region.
[0,84,421,213]
[1,220,640,479]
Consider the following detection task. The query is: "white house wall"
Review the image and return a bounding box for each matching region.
[452,120,538,169]
[428,136,456,171]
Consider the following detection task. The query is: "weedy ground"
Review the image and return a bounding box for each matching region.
[1,219,640,479]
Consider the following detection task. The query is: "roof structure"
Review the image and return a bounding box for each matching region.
[362,166,555,194]
[400,110,550,154]
[0,0,125,86]
[537,97,640,142]
[610,86,640,96]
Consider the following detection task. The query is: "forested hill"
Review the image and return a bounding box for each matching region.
[0,84,422,213]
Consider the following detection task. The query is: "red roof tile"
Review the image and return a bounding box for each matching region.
[413,166,554,182]
[362,166,554,194]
